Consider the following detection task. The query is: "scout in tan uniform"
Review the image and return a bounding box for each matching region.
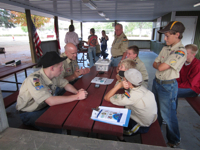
[126,45,149,88]
[16,51,88,133]
[105,69,157,141]
[115,59,136,86]
[111,23,128,67]
[61,43,90,81]
[152,21,186,148]
[60,43,90,83]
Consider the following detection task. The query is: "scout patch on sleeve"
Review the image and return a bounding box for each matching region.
[35,85,44,90]
[34,82,40,87]
[124,91,130,98]
[123,38,128,42]
[113,95,118,99]
[175,50,185,57]
[170,59,177,66]
[33,78,40,82]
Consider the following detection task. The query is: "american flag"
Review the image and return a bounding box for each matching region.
[54,19,61,52]
[32,20,43,58]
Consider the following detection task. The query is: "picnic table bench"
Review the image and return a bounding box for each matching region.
[185,96,200,116]
[3,91,19,108]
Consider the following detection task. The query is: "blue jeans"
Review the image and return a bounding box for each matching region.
[88,46,97,68]
[152,78,180,144]
[19,106,62,133]
[101,45,108,59]
[111,56,122,67]
[124,118,150,136]
[176,88,198,108]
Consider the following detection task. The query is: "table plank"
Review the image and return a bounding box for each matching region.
[93,67,124,136]
[35,66,98,128]
[0,63,36,79]
[63,67,114,132]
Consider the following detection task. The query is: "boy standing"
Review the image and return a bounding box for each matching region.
[105,69,157,137]
[152,21,186,147]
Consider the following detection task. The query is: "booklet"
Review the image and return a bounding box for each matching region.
[91,77,114,85]
[91,106,131,127]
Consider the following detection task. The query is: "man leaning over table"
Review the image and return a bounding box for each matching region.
[60,43,90,84]
[16,51,88,133]
[111,23,129,67]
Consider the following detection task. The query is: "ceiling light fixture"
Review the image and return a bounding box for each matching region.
[194,3,200,7]
[105,18,110,20]
[98,11,105,17]
[82,0,97,10]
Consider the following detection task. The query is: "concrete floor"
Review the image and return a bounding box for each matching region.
[1,50,200,149]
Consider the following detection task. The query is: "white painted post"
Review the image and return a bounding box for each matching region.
[0,87,9,132]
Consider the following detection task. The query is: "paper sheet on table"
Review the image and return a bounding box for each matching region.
[91,77,114,85]
[90,106,131,127]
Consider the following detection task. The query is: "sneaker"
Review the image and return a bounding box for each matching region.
[167,141,180,148]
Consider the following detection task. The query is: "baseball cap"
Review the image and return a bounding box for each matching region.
[39,51,67,68]
[124,69,143,86]
[158,21,185,34]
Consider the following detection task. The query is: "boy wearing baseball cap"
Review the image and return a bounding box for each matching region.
[16,51,88,133]
[152,21,187,147]
[104,69,157,138]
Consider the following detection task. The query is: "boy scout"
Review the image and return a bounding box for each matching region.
[60,43,90,83]
[16,51,88,132]
[115,59,136,84]
[152,21,186,148]
[126,45,149,88]
[105,69,157,141]
[111,23,128,67]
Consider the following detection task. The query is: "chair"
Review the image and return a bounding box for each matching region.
[77,41,88,67]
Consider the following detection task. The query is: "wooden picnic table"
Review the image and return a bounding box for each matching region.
[35,66,124,137]
[0,62,37,92]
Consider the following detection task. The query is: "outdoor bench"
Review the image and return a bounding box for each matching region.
[3,91,19,108]
[141,119,167,147]
[185,96,200,116]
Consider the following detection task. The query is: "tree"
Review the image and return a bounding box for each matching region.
[0,9,15,28]
[10,11,50,29]
[125,22,152,37]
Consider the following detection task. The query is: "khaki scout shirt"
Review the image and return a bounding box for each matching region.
[134,57,149,88]
[60,52,79,78]
[154,41,187,80]
[16,68,69,112]
[111,32,128,57]
[110,86,157,126]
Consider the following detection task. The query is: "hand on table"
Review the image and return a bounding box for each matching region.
[77,89,88,100]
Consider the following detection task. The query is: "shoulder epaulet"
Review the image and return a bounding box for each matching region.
[34,74,40,78]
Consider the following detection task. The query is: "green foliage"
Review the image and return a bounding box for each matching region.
[195,51,200,60]
[0,9,15,28]
[124,22,152,34]
[21,26,28,33]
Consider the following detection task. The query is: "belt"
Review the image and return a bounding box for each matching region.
[113,55,123,58]
[155,78,175,84]
[18,110,26,114]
